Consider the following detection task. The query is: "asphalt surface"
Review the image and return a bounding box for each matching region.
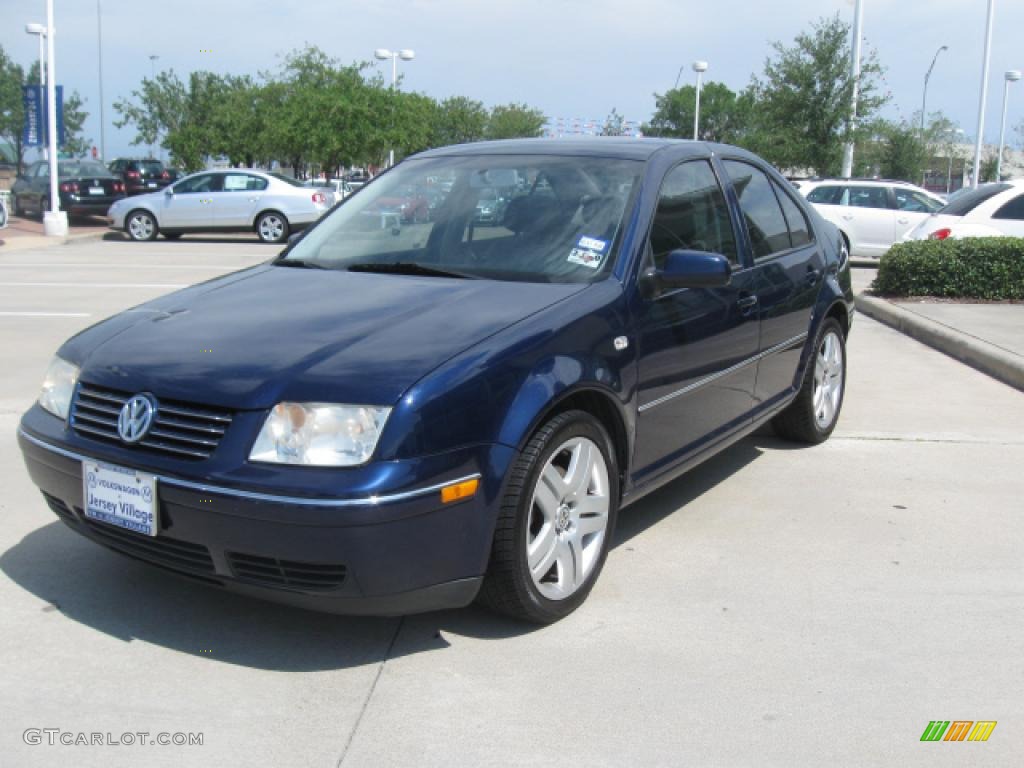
[2,240,1022,767]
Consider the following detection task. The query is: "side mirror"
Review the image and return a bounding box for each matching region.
[644,249,732,292]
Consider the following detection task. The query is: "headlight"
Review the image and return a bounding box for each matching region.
[249,403,391,467]
[38,357,80,420]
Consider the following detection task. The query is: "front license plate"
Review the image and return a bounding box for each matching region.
[82,460,158,536]
[89,187,104,195]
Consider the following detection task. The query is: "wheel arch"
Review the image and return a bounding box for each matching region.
[252,208,289,230]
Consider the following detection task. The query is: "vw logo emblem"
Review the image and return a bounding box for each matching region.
[118,394,156,443]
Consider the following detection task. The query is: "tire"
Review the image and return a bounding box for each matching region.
[478,410,620,624]
[125,210,158,241]
[256,211,289,244]
[12,194,24,218]
[163,232,182,240]
[772,317,846,444]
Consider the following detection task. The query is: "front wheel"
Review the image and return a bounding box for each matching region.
[478,410,619,624]
[126,210,158,241]
[256,211,289,244]
[772,317,846,443]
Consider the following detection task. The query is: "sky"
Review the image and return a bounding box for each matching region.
[2,0,1023,161]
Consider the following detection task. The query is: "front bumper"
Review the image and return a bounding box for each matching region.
[18,422,513,616]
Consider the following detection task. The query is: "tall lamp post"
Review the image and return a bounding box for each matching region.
[373,48,415,168]
[43,0,66,236]
[920,45,948,136]
[841,0,864,178]
[97,0,105,161]
[692,60,708,140]
[148,55,159,158]
[25,23,47,161]
[996,70,1022,181]
[947,127,965,195]
[971,0,996,188]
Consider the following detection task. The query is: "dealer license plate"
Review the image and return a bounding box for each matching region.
[147,182,157,188]
[89,186,104,195]
[82,460,158,536]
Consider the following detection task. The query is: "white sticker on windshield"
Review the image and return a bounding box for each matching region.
[568,247,604,269]
[578,236,608,253]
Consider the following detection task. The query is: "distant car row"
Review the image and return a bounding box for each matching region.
[797,177,1024,257]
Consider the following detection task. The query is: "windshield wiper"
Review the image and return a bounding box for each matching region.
[275,259,328,269]
[347,262,476,279]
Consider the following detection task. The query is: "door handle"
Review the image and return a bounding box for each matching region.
[897,218,910,225]
[737,295,759,313]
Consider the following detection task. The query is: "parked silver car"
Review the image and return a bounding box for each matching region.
[108,169,334,243]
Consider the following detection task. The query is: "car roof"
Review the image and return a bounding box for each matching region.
[416,137,714,161]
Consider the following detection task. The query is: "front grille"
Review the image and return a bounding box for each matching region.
[42,492,77,525]
[72,384,232,460]
[81,517,216,574]
[227,552,347,592]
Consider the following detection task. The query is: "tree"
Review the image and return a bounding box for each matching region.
[433,96,488,147]
[485,103,545,140]
[643,82,755,144]
[601,108,626,137]
[0,46,26,172]
[748,14,888,175]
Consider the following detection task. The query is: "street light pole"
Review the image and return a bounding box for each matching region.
[971,0,996,188]
[148,55,159,158]
[996,70,1022,181]
[841,0,864,178]
[25,24,47,161]
[373,48,415,168]
[97,0,105,161]
[920,45,948,136]
[692,61,708,141]
[43,0,67,236]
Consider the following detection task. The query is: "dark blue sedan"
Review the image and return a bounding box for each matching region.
[18,139,853,623]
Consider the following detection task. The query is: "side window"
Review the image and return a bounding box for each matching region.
[223,174,265,192]
[894,189,940,213]
[174,174,219,194]
[773,181,812,248]
[847,186,890,209]
[648,160,738,269]
[35,163,49,178]
[807,186,843,205]
[993,193,1024,221]
[722,159,791,259]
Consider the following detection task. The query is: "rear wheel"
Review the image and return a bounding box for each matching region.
[772,317,846,443]
[12,194,24,217]
[126,210,158,241]
[256,211,289,244]
[478,410,619,624]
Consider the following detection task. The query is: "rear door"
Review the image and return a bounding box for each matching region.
[842,185,895,257]
[720,159,825,409]
[893,187,943,241]
[990,192,1024,236]
[632,159,759,482]
[212,172,267,228]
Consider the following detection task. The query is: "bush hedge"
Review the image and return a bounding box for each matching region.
[872,237,1024,300]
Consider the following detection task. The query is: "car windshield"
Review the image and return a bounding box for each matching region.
[280,154,642,283]
[59,161,112,178]
[938,183,1011,216]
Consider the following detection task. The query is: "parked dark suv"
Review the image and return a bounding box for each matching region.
[108,158,171,196]
[18,139,853,624]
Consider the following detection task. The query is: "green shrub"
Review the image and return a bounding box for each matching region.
[872,237,1024,300]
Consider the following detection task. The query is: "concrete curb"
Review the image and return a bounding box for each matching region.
[850,258,881,268]
[855,293,1024,392]
[0,230,108,253]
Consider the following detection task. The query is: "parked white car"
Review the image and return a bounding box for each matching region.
[903,179,1024,241]
[109,169,335,243]
[800,179,945,258]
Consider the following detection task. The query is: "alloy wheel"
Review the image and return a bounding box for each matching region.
[259,214,285,242]
[526,436,610,601]
[813,330,844,430]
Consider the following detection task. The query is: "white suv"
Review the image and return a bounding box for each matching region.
[800,179,945,258]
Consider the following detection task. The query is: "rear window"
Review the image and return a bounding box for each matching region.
[269,173,306,188]
[939,183,1011,216]
[59,161,112,177]
[806,186,843,205]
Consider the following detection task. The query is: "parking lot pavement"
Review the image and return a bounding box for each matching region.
[2,241,1022,767]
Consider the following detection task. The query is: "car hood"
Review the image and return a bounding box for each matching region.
[64,265,587,410]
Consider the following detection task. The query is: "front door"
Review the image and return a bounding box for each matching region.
[842,185,894,258]
[632,159,759,483]
[160,173,219,229]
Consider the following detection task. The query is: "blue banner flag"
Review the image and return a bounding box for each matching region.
[22,85,65,147]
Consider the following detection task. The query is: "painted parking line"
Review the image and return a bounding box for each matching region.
[0,312,91,318]
[0,282,187,289]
